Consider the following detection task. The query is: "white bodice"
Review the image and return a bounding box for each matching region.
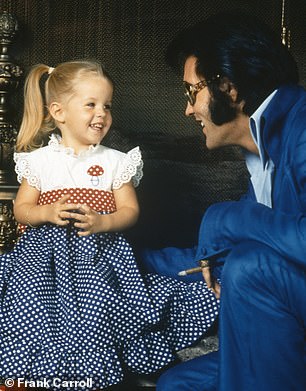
[14,134,143,192]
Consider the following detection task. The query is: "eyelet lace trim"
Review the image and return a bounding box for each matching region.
[14,135,143,190]
[113,147,143,189]
[14,153,41,190]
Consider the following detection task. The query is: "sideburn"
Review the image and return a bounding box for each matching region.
[209,88,239,126]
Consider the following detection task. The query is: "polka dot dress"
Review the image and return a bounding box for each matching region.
[0,225,219,389]
[0,137,219,390]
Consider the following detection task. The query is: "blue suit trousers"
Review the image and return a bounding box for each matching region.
[156,240,306,391]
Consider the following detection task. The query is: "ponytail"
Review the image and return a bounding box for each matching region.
[16,64,55,152]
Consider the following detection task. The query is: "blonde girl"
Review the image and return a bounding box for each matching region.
[0,60,219,390]
[15,61,140,236]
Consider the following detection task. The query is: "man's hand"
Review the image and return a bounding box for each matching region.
[200,260,221,299]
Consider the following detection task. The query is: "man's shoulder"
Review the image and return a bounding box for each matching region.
[275,84,306,107]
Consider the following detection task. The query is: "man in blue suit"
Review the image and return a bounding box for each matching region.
[157,11,306,391]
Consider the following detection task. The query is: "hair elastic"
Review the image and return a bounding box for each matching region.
[48,67,55,75]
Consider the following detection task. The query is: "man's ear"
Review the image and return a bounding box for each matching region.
[228,84,239,103]
[49,102,65,123]
[219,78,238,103]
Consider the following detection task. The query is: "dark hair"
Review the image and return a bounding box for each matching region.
[166,11,299,116]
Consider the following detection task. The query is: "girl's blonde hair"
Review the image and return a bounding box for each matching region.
[16,60,112,152]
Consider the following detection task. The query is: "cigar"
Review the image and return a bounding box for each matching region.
[178,260,210,276]
[178,266,202,276]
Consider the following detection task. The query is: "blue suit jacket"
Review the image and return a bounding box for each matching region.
[196,84,306,270]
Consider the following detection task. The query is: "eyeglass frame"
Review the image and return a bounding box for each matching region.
[183,74,220,106]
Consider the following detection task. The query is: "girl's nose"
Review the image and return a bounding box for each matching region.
[96,108,106,118]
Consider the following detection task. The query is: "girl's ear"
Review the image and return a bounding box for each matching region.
[49,102,65,123]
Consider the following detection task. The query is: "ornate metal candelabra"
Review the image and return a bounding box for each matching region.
[0,11,23,252]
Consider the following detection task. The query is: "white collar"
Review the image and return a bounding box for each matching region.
[248,90,277,168]
[48,133,99,157]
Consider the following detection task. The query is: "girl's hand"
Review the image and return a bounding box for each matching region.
[48,195,83,226]
[69,205,101,236]
[66,182,139,236]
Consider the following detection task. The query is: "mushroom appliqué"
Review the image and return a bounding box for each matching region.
[87,165,104,186]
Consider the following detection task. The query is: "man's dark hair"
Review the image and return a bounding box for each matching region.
[166,11,299,117]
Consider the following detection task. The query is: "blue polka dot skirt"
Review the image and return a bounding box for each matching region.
[0,225,219,389]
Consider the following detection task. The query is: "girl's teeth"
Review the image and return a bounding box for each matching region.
[91,124,104,129]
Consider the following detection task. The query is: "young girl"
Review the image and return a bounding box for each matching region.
[0,60,219,390]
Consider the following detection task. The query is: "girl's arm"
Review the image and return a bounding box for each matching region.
[73,181,139,236]
[14,179,78,227]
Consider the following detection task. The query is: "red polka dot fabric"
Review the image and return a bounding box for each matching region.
[38,188,116,213]
[18,188,116,234]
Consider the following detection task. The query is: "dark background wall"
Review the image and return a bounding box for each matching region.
[1,0,306,249]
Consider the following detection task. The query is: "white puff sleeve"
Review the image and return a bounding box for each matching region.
[14,151,41,190]
[112,147,143,189]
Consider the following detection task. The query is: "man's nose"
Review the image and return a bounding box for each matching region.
[185,101,195,117]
